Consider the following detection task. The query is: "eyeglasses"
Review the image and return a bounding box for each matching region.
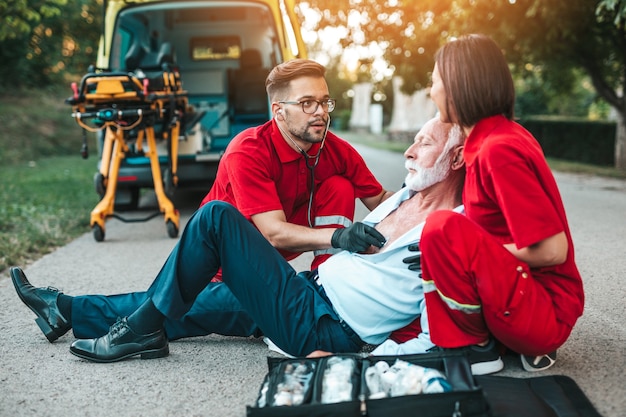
[278,99,336,114]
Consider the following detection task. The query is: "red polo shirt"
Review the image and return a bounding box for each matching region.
[201,120,382,217]
[463,115,584,327]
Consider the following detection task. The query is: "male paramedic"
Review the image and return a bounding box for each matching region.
[200,58,393,272]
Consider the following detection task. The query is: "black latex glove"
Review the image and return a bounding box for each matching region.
[331,222,386,253]
[402,243,422,271]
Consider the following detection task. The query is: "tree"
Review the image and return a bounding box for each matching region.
[0,0,102,88]
[303,0,626,170]
[0,0,66,41]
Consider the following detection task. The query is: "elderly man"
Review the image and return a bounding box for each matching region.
[14,118,506,374]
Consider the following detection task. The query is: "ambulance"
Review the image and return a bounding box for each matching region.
[95,0,307,208]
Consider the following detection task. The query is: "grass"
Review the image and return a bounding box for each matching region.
[0,156,97,272]
[0,87,99,272]
[1,88,624,272]
[544,158,626,179]
[0,87,83,163]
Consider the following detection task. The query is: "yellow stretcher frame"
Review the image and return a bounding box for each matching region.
[67,67,190,242]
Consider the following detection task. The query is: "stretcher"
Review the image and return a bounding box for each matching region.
[66,61,191,242]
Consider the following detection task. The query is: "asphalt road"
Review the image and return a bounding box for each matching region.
[0,140,624,417]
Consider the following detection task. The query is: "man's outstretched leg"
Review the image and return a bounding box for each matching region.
[71,283,261,340]
[68,201,355,363]
[12,268,261,342]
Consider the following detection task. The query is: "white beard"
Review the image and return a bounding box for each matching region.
[404,155,450,192]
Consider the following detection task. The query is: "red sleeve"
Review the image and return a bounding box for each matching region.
[199,126,285,218]
[487,146,564,249]
[218,147,284,219]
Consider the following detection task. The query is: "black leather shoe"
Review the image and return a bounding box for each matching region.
[70,317,168,363]
[11,266,71,342]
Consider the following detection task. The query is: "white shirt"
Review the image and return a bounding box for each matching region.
[318,187,463,345]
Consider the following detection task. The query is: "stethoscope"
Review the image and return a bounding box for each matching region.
[276,115,330,227]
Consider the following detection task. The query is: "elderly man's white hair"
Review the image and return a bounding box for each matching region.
[438,119,465,158]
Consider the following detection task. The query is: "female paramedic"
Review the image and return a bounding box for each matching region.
[419,34,584,371]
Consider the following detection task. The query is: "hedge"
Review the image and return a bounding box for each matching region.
[519,117,616,166]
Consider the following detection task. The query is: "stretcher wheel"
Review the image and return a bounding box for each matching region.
[166,220,178,238]
[94,172,106,198]
[93,224,105,242]
[164,168,176,199]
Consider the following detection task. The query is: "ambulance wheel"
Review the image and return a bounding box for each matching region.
[166,220,178,238]
[93,224,105,242]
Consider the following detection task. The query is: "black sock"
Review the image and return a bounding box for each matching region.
[127,298,164,334]
[57,294,73,324]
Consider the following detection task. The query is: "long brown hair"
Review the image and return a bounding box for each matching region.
[435,34,515,128]
[265,59,326,101]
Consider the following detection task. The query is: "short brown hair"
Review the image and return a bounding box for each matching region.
[265,59,326,101]
[435,34,515,128]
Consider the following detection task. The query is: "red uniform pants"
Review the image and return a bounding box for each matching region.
[420,210,572,356]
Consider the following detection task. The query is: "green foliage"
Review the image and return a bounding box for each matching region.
[323,57,355,111]
[0,0,66,41]
[515,68,599,117]
[304,0,624,107]
[520,117,616,166]
[515,69,549,117]
[0,0,102,88]
[596,0,626,27]
[331,109,351,130]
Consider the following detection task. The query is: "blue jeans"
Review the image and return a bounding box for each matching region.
[77,201,362,356]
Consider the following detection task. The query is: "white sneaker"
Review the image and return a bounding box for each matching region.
[465,339,504,375]
[429,339,504,375]
[521,351,557,372]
